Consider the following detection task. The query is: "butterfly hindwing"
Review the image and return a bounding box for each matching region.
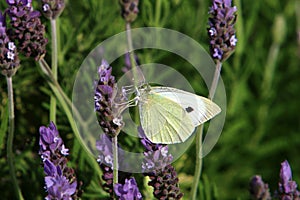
[139,90,195,144]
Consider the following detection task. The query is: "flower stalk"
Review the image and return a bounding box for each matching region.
[209,60,222,100]
[126,22,140,87]
[38,59,103,180]
[120,0,140,86]
[112,136,118,185]
[191,124,204,200]
[94,60,126,198]
[191,1,237,199]
[191,61,222,200]
[50,18,58,123]
[0,9,23,199]
[41,0,66,123]
[6,76,24,200]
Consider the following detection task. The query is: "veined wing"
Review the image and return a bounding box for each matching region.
[150,87,221,126]
[139,91,195,144]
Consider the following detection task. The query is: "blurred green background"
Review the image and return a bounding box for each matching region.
[0,0,299,199]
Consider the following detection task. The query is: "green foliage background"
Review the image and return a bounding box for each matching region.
[0,0,299,199]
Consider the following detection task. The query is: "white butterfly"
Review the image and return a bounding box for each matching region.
[134,85,221,144]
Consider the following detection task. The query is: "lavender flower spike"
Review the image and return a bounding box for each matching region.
[44,159,77,200]
[208,0,237,62]
[249,175,271,200]
[94,60,125,137]
[277,160,300,199]
[6,0,48,60]
[96,133,115,197]
[39,122,82,199]
[41,0,65,19]
[119,0,139,23]
[0,11,20,77]
[139,127,183,199]
[114,178,143,200]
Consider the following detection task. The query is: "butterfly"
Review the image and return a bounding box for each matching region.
[134,85,221,144]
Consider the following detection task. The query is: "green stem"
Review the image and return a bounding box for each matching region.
[112,136,118,192]
[125,22,141,124]
[191,61,222,200]
[38,59,103,181]
[39,58,85,125]
[50,19,58,123]
[155,0,162,26]
[209,61,222,100]
[6,76,24,200]
[190,124,204,200]
[125,22,139,86]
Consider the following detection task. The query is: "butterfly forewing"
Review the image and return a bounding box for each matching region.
[150,87,221,126]
[139,90,195,144]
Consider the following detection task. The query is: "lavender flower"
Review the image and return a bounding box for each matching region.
[114,178,143,200]
[6,0,48,60]
[249,175,271,200]
[39,122,82,199]
[41,0,65,19]
[119,0,139,23]
[94,60,125,137]
[208,0,237,62]
[99,163,114,198]
[139,127,183,199]
[44,159,77,200]
[0,11,20,77]
[96,133,133,198]
[276,160,300,199]
[96,133,114,167]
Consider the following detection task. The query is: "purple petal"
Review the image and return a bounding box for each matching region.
[45,176,54,188]
[280,160,292,184]
[0,11,5,26]
[44,159,57,176]
[40,126,54,144]
[114,183,124,196]
[6,0,16,5]
[64,181,77,196]
[28,11,41,19]
[152,150,160,161]
[98,85,113,95]
[114,178,142,199]
[224,0,232,7]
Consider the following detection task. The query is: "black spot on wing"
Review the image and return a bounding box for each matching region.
[185,106,194,113]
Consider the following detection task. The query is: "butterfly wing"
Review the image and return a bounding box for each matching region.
[151,87,221,127]
[139,90,195,144]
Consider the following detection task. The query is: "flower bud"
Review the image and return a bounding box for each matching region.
[119,0,139,23]
[0,11,20,77]
[41,0,65,19]
[6,0,48,61]
[207,0,237,62]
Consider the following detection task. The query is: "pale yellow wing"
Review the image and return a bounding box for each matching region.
[139,91,195,144]
[151,87,221,126]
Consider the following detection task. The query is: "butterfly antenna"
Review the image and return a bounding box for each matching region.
[135,65,146,86]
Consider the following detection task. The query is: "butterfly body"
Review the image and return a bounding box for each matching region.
[137,86,221,144]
